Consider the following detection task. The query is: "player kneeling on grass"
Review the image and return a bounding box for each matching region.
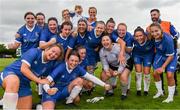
[99,35,130,100]
[42,51,111,109]
[150,23,177,103]
[0,44,64,110]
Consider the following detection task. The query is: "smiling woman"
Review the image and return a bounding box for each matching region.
[0,44,64,109]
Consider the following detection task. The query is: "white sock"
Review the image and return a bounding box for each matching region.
[168,86,175,99]
[128,74,131,89]
[136,72,142,91]
[155,80,163,93]
[3,92,18,110]
[0,98,3,105]
[144,74,150,91]
[66,86,82,104]
[121,81,128,96]
[38,83,43,95]
[109,77,117,86]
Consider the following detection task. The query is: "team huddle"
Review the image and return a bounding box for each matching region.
[0,5,179,110]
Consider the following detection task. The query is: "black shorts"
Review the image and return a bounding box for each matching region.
[125,57,134,71]
[109,64,118,71]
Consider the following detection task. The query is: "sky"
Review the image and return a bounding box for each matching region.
[0,0,180,45]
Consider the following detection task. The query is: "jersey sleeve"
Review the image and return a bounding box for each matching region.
[170,24,179,39]
[111,31,119,42]
[15,27,24,43]
[21,48,38,67]
[78,66,87,76]
[68,35,75,49]
[40,28,49,42]
[48,63,64,80]
[126,33,134,48]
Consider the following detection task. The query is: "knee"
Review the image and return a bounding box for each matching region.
[167,73,174,81]
[74,78,84,86]
[3,75,20,92]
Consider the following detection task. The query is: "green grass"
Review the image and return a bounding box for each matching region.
[0,58,180,109]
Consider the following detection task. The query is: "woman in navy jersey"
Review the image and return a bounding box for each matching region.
[39,17,59,49]
[150,23,177,103]
[8,11,41,54]
[0,44,64,109]
[133,26,154,96]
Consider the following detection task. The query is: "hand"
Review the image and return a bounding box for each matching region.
[71,30,78,37]
[104,84,112,91]
[155,67,165,74]
[87,25,94,31]
[39,78,50,84]
[113,71,118,76]
[118,52,126,65]
[47,87,58,95]
[49,38,56,44]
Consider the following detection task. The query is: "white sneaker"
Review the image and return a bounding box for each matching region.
[66,97,73,104]
[153,92,164,99]
[162,97,173,103]
[36,104,42,110]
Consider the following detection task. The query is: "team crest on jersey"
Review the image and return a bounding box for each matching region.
[35,32,39,37]
[61,75,65,78]
[34,61,37,64]
[88,36,92,40]
[146,47,150,50]
[158,44,163,50]
[23,33,27,36]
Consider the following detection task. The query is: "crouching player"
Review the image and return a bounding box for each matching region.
[150,23,177,103]
[99,35,130,99]
[0,44,64,109]
[42,51,111,109]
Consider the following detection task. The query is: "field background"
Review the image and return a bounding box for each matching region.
[0,58,180,109]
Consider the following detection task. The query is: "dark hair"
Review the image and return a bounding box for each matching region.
[117,23,127,30]
[88,7,97,13]
[149,23,163,32]
[36,12,45,18]
[78,18,88,26]
[68,50,80,60]
[61,21,73,30]
[75,44,86,52]
[101,34,112,42]
[96,20,105,27]
[106,18,115,25]
[48,17,58,24]
[24,11,35,19]
[150,9,160,13]
[134,26,146,35]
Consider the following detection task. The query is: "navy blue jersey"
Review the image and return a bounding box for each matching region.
[4,48,57,81]
[133,38,154,56]
[49,62,86,88]
[79,57,89,69]
[53,34,74,53]
[111,31,134,49]
[40,27,57,42]
[70,32,89,47]
[154,33,175,57]
[15,24,42,54]
[84,30,102,50]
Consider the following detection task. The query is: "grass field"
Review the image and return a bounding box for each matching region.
[0,58,180,109]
